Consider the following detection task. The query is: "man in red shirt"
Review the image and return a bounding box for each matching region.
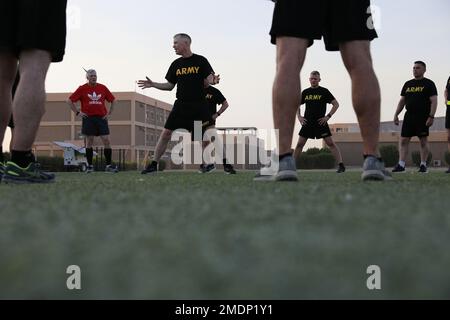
[67,69,118,173]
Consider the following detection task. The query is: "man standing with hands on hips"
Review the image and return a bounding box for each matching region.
[67,69,118,173]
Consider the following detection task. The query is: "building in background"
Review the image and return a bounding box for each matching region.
[34,93,267,170]
[328,117,448,167]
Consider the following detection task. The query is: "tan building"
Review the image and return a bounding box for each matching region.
[328,117,449,167]
[34,93,267,170]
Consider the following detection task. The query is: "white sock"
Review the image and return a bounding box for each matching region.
[399,161,406,168]
[420,161,427,167]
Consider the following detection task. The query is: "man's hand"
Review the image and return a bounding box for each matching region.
[426,116,434,127]
[394,115,400,126]
[79,111,88,118]
[318,116,330,126]
[212,74,220,85]
[298,116,307,126]
[137,77,154,89]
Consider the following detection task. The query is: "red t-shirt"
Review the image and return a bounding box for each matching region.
[69,83,115,117]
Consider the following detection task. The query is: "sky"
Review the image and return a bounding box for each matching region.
[3,0,450,151]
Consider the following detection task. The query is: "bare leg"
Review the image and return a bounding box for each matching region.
[100,135,111,149]
[153,128,172,162]
[293,136,308,161]
[86,136,95,148]
[448,129,450,156]
[340,41,380,156]
[0,52,17,145]
[273,37,308,155]
[12,50,51,151]
[419,136,429,163]
[399,137,410,163]
[323,136,343,164]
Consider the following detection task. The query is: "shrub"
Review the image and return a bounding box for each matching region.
[411,151,432,166]
[296,148,335,169]
[35,156,65,172]
[305,147,321,156]
[379,145,399,167]
[445,151,450,166]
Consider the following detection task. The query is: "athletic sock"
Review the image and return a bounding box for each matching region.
[0,147,4,163]
[399,161,406,168]
[151,160,158,167]
[104,148,112,166]
[86,148,93,166]
[420,161,427,167]
[223,158,227,165]
[11,150,35,168]
[339,162,344,167]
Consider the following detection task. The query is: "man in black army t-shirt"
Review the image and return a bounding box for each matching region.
[138,33,220,174]
[445,76,450,173]
[293,71,346,173]
[392,61,438,173]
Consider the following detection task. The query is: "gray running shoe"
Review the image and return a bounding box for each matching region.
[254,155,298,182]
[362,156,392,181]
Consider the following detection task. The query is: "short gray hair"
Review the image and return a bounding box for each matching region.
[86,69,97,77]
[174,33,192,44]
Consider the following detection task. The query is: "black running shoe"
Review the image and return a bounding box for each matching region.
[86,165,94,173]
[392,164,406,173]
[336,163,346,173]
[105,164,119,173]
[418,164,428,173]
[446,168,450,174]
[203,164,216,173]
[224,164,236,174]
[198,164,206,173]
[2,161,55,184]
[141,161,157,175]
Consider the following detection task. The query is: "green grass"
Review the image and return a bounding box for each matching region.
[1,170,450,299]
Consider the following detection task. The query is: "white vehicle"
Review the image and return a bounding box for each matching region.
[53,141,96,172]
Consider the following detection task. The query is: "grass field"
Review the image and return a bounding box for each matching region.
[1,169,450,299]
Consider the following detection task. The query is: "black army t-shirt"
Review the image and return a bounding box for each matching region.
[166,54,213,102]
[205,86,226,115]
[401,78,438,117]
[301,86,335,120]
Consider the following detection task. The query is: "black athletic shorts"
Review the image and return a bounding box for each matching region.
[0,0,67,62]
[446,106,450,129]
[401,113,429,138]
[165,100,213,140]
[8,116,14,129]
[270,0,378,51]
[82,116,110,137]
[299,122,332,139]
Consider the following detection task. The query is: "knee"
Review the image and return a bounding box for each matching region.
[103,139,111,147]
[400,138,409,147]
[161,129,172,140]
[420,140,428,148]
[86,137,94,148]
